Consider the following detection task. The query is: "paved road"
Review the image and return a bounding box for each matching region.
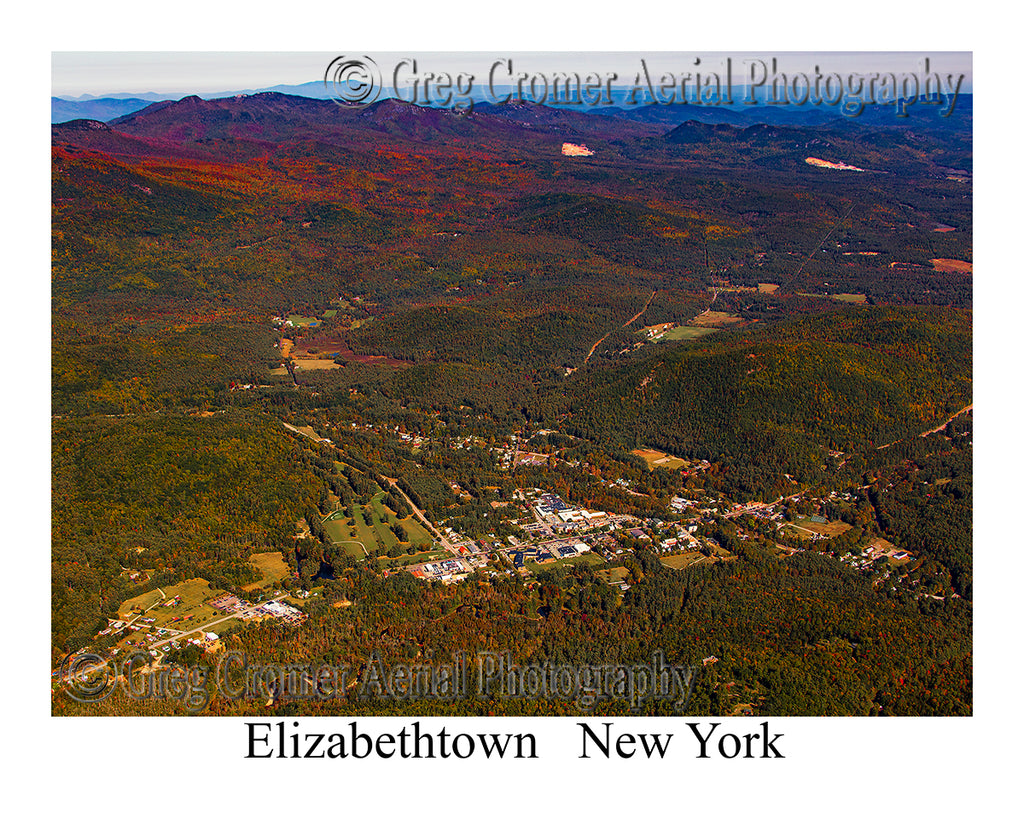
[149,593,288,651]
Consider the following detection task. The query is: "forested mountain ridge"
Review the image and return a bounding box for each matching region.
[562,307,971,482]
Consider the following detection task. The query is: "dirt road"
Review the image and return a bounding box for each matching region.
[920,404,973,437]
[583,289,657,364]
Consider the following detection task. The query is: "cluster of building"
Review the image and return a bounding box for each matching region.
[179,632,221,651]
[209,593,305,624]
[640,322,676,340]
[409,557,475,584]
[842,542,912,567]
[98,619,129,637]
[555,540,591,558]
[397,431,427,448]
[529,491,609,532]
[257,600,306,625]
[506,547,549,568]
[270,315,321,328]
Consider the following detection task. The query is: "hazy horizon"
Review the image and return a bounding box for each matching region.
[52,51,973,99]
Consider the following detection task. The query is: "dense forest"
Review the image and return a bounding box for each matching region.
[60,545,971,716]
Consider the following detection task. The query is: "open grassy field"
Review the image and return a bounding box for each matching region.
[242,551,292,592]
[931,258,973,273]
[690,310,742,327]
[355,502,394,551]
[287,314,320,327]
[783,516,853,540]
[322,511,368,557]
[117,589,163,617]
[379,549,449,568]
[659,552,712,570]
[632,448,690,470]
[119,579,223,629]
[661,325,718,341]
[598,566,631,585]
[527,551,604,574]
[291,358,341,370]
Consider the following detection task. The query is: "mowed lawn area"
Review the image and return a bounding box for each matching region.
[322,492,435,558]
[118,578,224,629]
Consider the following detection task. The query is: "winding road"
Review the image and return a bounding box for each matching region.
[920,403,973,437]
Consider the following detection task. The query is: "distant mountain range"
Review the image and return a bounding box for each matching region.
[52,94,666,159]
[50,91,972,192]
[51,97,167,123]
[53,81,972,133]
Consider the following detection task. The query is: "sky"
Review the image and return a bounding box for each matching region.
[52,51,973,99]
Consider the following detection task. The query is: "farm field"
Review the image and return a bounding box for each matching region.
[291,358,341,370]
[117,588,163,616]
[243,551,292,592]
[661,325,718,341]
[632,448,690,470]
[931,258,973,273]
[797,292,868,304]
[690,310,742,327]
